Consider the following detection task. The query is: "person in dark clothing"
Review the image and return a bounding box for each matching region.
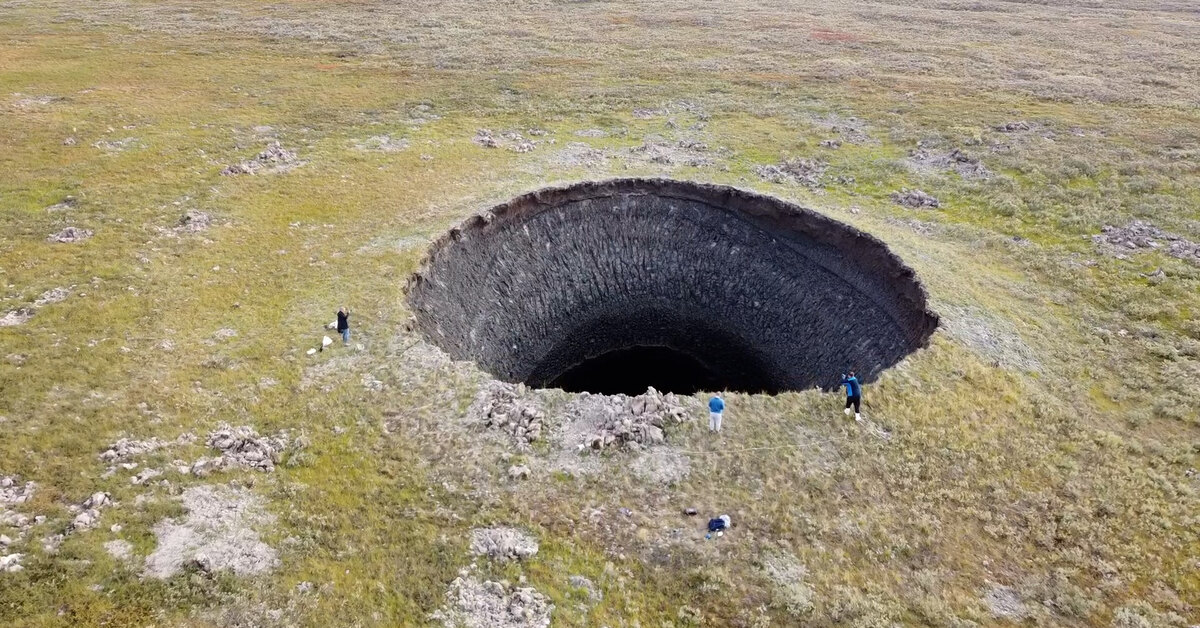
[336,307,350,345]
[840,370,862,422]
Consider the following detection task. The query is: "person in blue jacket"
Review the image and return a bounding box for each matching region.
[840,371,862,422]
[708,394,725,433]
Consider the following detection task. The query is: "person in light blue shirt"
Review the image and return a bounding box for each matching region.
[708,394,725,433]
[840,370,862,422]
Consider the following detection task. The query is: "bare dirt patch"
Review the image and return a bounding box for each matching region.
[144,484,278,578]
[468,527,539,562]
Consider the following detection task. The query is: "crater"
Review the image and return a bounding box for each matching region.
[406,179,938,395]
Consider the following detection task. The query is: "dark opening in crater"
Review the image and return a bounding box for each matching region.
[406,178,938,395]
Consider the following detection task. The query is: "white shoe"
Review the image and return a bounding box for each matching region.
[855,413,862,422]
[844,408,851,416]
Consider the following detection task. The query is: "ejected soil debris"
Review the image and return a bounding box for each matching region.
[432,575,553,628]
[468,527,539,562]
[891,188,941,208]
[1,476,36,532]
[199,424,294,473]
[561,387,687,452]
[175,210,212,233]
[471,381,547,446]
[1093,221,1200,264]
[47,226,94,243]
[221,141,301,175]
[626,137,712,167]
[983,584,1029,620]
[144,484,278,578]
[755,158,827,186]
[100,433,195,462]
[92,137,140,153]
[0,308,35,327]
[354,134,409,152]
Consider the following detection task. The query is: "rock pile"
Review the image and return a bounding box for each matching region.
[221,142,300,175]
[472,382,546,446]
[194,424,293,474]
[583,387,686,451]
[995,121,1032,132]
[891,188,941,209]
[755,158,827,186]
[47,226,94,243]
[1093,221,1200,264]
[0,287,73,328]
[432,575,553,628]
[100,434,195,463]
[469,527,539,562]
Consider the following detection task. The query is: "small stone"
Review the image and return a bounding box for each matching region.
[507,465,531,481]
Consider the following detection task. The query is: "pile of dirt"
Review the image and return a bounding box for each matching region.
[907,145,991,179]
[47,226,93,243]
[891,188,941,209]
[0,553,23,573]
[754,158,827,186]
[221,142,301,175]
[468,527,539,562]
[568,387,687,452]
[144,484,279,578]
[0,309,34,327]
[1093,221,1200,264]
[470,381,547,446]
[432,575,553,628]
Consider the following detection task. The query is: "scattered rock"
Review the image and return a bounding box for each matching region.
[995,120,1032,132]
[1,476,36,532]
[471,381,547,447]
[144,484,279,578]
[547,142,610,169]
[1093,221,1200,264]
[211,328,238,342]
[47,227,94,243]
[220,142,301,175]
[507,465,530,481]
[104,539,133,561]
[983,583,1028,620]
[130,468,162,485]
[354,135,409,152]
[627,138,712,167]
[574,129,607,138]
[432,575,553,628]
[45,197,78,211]
[468,527,539,562]
[632,108,662,119]
[175,210,212,233]
[755,158,827,186]
[92,137,139,153]
[819,139,842,149]
[891,188,941,209]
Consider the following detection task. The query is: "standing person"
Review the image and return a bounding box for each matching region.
[336,306,350,346]
[840,370,862,422]
[708,394,725,433]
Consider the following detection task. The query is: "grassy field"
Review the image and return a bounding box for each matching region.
[1,0,1198,626]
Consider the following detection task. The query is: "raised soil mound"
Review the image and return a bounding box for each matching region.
[407,178,938,394]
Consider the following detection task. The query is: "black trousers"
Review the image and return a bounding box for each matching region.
[845,395,861,412]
